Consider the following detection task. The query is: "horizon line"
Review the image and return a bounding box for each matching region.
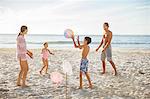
[0,33,150,36]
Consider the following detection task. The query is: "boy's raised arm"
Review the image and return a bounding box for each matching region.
[77,36,82,49]
[71,35,78,48]
[77,36,80,46]
[71,35,84,49]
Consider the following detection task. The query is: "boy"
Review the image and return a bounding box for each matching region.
[96,22,117,75]
[71,35,92,89]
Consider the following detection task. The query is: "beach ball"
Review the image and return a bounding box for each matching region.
[50,72,63,84]
[64,29,74,38]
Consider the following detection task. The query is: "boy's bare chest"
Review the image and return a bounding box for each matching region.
[82,47,89,55]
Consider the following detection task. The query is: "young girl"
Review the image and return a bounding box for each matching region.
[40,42,54,74]
[16,25,33,87]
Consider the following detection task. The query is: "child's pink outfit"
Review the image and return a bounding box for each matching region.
[42,49,49,60]
[17,35,27,61]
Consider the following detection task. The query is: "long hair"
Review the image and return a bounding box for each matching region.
[18,25,28,36]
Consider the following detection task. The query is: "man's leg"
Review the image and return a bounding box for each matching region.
[109,60,117,75]
[101,51,106,74]
[101,60,106,74]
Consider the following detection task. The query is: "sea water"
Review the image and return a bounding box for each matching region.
[0,34,150,49]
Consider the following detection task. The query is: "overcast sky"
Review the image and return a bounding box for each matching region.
[0,0,149,35]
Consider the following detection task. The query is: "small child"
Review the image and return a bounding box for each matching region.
[71,35,92,89]
[40,42,54,74]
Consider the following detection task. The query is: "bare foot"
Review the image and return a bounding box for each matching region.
[101,72,105,74]
[17,83,21,86]
[78,86,83,89]
[114,72,117,76]
[22,84,29,88]
[88,85,93,89]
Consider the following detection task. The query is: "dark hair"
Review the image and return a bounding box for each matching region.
[85,37,91,44]
[44,42,48,45]
[18,25,28,36]
[104,22,109,27]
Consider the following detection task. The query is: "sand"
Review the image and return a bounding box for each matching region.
[0,48,150,99]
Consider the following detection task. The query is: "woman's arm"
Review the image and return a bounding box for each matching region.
[27,50,33,58]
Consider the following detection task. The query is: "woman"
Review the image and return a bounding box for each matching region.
[16,25,33,87]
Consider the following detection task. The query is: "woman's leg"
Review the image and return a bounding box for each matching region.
[17,59,23,86]
[21,60,29,87]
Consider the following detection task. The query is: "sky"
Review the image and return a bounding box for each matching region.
[0,0,149,35]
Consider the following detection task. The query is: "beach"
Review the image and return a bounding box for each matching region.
[0,48,150,99]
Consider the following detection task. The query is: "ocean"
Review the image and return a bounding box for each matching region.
[0,34,150,49]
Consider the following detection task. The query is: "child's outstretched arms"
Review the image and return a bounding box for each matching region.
[96,37,103,52]
[48,49,54,55]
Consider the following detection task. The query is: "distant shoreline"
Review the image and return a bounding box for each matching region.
[0,34,150,36]
[0,34,150,49]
